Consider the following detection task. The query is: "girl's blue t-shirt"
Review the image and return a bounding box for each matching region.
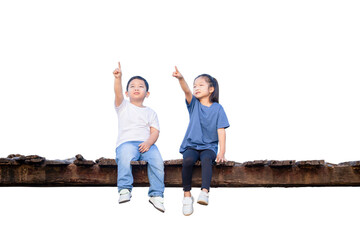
[180,96,230,154]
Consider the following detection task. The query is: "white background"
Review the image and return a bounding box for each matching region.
[0,0,359,239]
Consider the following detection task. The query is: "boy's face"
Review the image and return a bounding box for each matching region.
[125,78,149,101]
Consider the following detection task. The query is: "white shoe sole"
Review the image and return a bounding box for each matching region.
[149,200,165,213]
[118,199,130,204]
[183,211,193,216]
[197,200,208,205]
[118,192,131,204]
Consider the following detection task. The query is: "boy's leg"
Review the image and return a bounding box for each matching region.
[141,144,165,197]
[115,141,141,193]
[199,149,216,192]
[182,148,200,192]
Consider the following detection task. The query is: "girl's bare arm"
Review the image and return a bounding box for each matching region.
[172,66,192,104]
[216,128,226,162]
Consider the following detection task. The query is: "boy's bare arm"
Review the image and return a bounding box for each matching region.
[216,128,226,162]
[172,66,192,104]
[113,62,124,107]
[138,127,159,153]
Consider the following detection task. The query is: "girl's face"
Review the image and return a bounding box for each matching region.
[193,77,214,101]
[125,79,149,100]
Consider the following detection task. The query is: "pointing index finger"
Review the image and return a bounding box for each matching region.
[175,66,179,73]
[118,62,121,70]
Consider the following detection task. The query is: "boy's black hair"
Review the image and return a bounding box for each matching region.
[194,74,219,103]
[126,76,149,92]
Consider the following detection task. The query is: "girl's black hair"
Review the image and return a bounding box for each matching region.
[194,74,219,103]
[126,76,149,92]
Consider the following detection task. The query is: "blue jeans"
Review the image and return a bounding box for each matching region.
[115,141,165,197]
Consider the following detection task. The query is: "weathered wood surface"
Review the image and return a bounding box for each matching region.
[1,154,360,187]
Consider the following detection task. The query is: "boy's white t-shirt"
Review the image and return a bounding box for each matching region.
[115,99,160,148]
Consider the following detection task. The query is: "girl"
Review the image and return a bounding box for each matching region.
[172,66,230,216]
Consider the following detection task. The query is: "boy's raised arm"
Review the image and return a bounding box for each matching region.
[113,62,124,107]
[172,66,192,104]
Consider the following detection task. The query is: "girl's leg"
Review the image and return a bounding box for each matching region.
[182,148,199,194]
[141,144,165,197]
[115,141,141,193]
[199,149,216,192]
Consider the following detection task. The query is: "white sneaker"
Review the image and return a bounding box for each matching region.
[118,189,131,204]
[182,196,194,216]
[197,191,209,205]
[149,196,165,213]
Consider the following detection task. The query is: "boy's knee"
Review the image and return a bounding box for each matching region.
[147,156,164,171]
[143,145,163,163]
[117,158,132,169]
[116,142,139,162]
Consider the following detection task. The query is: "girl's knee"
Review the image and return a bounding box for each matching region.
[182,148,199,167]
[200,150,216,164]
[200,156,214,164]
[182,156,196,168]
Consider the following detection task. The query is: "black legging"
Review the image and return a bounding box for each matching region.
[182,148,216,192]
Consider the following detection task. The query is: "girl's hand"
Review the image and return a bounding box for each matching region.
[139,141,151,153]
[173,66,192,103]
[216,152,226,163]
[172,66,184,80]
[113,62,122,79]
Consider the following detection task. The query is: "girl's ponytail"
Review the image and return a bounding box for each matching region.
[210,77,219,103]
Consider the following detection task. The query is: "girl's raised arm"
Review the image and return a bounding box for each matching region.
[113,61,124,107]
[172,66,192,104]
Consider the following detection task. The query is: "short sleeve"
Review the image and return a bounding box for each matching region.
[217,106,230,129]
[115,99,127,113]
[186,95,197,114]
[150,111,160,132]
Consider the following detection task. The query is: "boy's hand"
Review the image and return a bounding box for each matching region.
[113,62,122,79]
[216,152,226,163]
[139,141,151,153]
[172,66,184,80]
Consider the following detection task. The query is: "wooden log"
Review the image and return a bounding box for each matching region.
[1,154,360,187]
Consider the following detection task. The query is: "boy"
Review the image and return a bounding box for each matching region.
[113,62,165,213]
